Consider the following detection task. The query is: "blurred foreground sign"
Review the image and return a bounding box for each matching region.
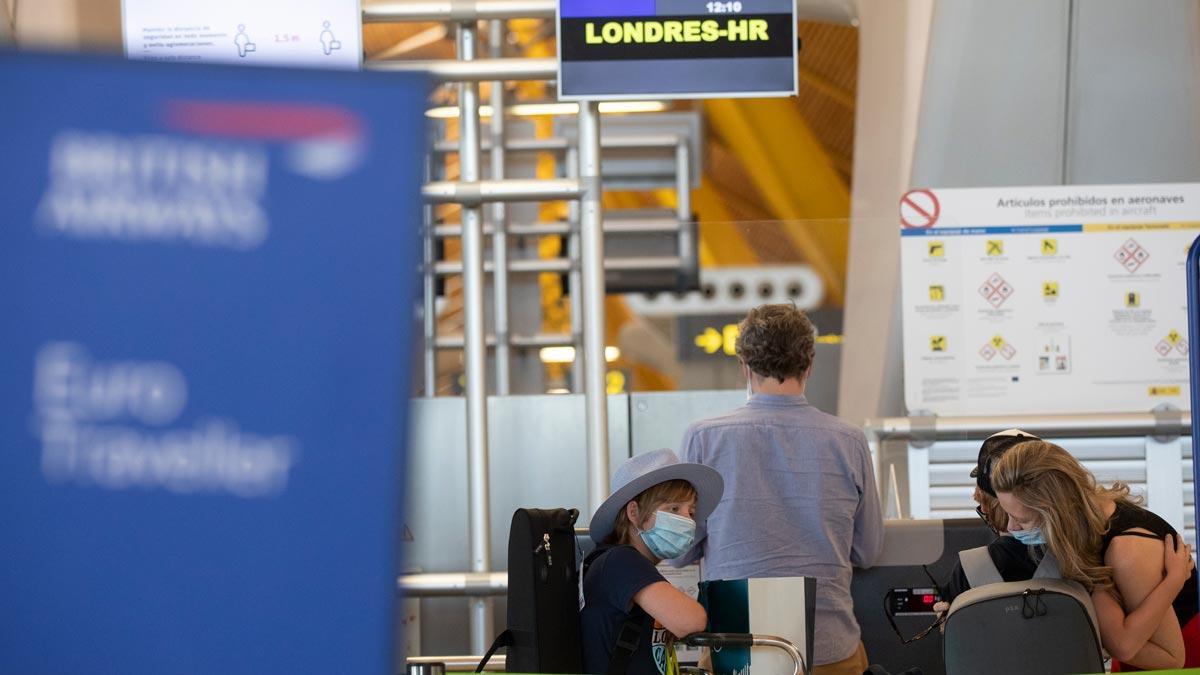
[0,53,425,674]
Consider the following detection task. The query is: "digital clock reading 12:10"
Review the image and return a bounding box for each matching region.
[706,1,743,12]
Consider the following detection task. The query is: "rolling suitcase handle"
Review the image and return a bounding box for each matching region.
[680,633,807,675]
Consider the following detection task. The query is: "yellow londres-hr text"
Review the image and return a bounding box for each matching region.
[583,19,770,44]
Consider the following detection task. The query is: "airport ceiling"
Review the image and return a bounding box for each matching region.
[367,18,858,302]
[365,19,858,186]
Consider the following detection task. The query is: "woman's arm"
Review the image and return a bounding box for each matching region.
[1092,591,1181,669]
[633,581,708,638]
[1093,533,1192,668]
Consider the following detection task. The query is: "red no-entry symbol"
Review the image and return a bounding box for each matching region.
[900,189,940,228]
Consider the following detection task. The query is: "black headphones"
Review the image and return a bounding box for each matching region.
[972,432,1037,497]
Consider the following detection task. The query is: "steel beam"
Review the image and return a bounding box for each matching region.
[864,412,1193,442]
[421,155,438,397]
[455,22,494,655]
[397,571,508,597]
[489,19,511,395]
[368,57,557,82]
[435,333,574,349]
[431,134,685,154]
[433,255,682,276]
[434,218,680,238]
[578,101,610,517]
[363,0,555,22]
[405,655,506,673]
[567,146,585,393]
[423,178,583,205]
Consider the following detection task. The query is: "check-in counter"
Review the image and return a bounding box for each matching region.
[852,519,994,675]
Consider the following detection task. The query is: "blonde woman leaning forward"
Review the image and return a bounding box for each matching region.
[991,440,1199,670]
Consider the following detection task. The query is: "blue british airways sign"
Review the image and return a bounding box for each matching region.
[0,52,426,674]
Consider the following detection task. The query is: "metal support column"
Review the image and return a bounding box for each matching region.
[422,153,438,397]
[674,139,697,287]
[457,21,494,655]
[675,140,691,223]
[905,441,931,519]
[566,145,584,392]
[578,102,610,514]
[1146,435,1185,533]
[363,0,556,22]
[489,19,511,394]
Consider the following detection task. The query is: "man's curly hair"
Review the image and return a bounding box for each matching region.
[734,303,815,383]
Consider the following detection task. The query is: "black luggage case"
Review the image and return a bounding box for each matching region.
[479,508,582,673]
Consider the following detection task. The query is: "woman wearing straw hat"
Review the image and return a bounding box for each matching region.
[582,448,724,675]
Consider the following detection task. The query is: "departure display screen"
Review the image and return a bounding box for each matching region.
[557,0,797,100]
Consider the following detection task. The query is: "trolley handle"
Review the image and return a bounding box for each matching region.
[679,632,807,675]
[679,632,753,648]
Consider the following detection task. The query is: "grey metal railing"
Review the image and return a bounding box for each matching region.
[863,412,1191,523]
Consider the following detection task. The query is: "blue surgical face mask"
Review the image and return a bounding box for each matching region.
[639,510,696,560]
[1011,527,1045,546]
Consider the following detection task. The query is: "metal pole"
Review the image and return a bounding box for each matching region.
[433,255,681,276]
[675,140,691,224]
[422,178,583,204]
[406,655,507,672]
[674,139,697,288]
[565,146,585,393]
[457,21,494,655]
[863,412,1193,442]
[363,0,556,22]
[435,218,682,238]
[489,19,511,395]
[578,101,610,515]
[436,332,574,350]
[368,57,557,82]
[432,134,686,154]
[398,571,508,597]
[422,153,437,397]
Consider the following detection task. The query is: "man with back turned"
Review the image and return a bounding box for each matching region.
[678,304,884,675]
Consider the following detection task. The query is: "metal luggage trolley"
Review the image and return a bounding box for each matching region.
[404,509,807,675]
[679,633,807,675]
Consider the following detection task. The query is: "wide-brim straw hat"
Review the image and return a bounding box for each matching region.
[589,448,724,544]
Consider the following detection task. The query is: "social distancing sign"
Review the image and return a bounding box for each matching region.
[900,183,1200,415]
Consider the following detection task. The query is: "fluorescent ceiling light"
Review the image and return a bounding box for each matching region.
[538,346,621,363]
[425,100,666,119]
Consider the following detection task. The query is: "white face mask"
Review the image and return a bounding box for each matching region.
[746,376,754,401]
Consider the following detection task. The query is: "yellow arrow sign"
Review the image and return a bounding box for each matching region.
[606,370,627,395]
[722,324,740,356]
[694,327,723,354]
